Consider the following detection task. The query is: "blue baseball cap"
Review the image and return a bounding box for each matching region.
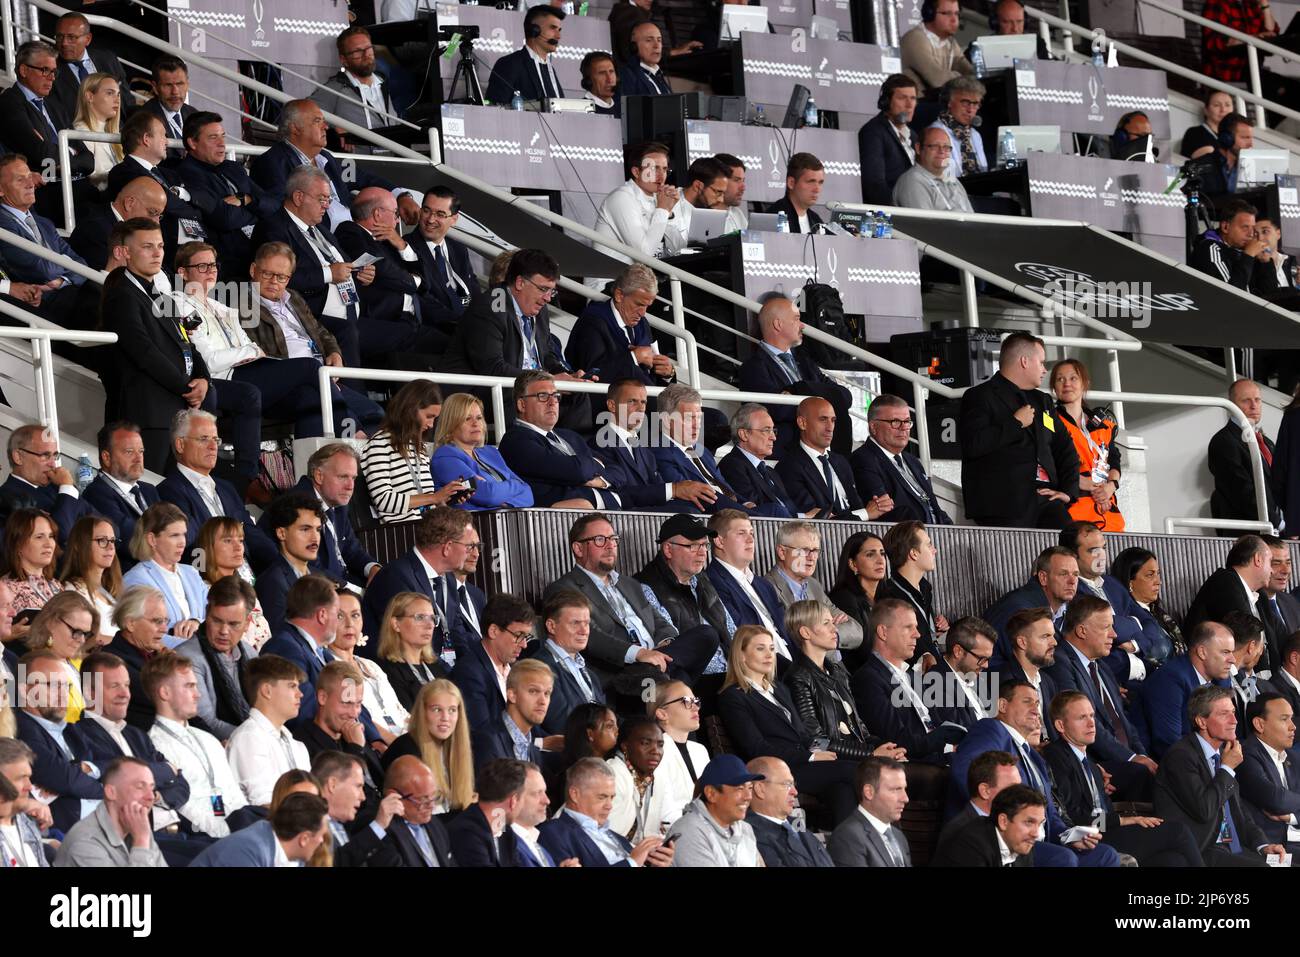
[698,754,765,789]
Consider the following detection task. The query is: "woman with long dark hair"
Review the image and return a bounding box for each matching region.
[1112,547,1181,663]
[59,514,122,646]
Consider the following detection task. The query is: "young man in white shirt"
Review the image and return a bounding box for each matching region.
[594,141,689,270]
[225,654,311,806]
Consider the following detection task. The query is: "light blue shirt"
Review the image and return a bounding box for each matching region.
[504,713,532,761]
[1196,733,1235,779]
[16,82,55,131]
[545,639,596,702]
[404,819,439,865]
[578,565,655,662]
[506,289,542,370]
[759,341,799,384]
[1,203,41,241]
[563,807,629,865]
[776,568,808,602]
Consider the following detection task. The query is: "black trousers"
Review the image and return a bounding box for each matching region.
[663,624,722,687]
[792,759,859,827]
[1103,820,1203,867]
[206,378,262,483]
[1206,845,1270,867]
[318,313,362,368]
[233,356,350,437]
[1100,758,1154,804]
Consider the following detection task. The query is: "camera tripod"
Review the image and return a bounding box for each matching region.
[445,36,485,106]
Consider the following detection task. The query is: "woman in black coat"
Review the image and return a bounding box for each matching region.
[716,624,859,826]
[827,531,888,672]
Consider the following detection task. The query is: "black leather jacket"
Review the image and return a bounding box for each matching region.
[785,651,882,762]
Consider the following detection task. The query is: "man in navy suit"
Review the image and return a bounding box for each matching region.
[538,757,673,867]
[259,575,344,729]
[775,397,882,521]
[566,265,676,389]
[1239,692,1300,851]
[143,55,198,162]
[736,295,852,455]
[1185,534,1275,667]
[48,13,128,119]
[156,409,278,573]
[591,378,711,514]
[983,546,1079,668]
[513,763,566,866]
[487,5,567,106]
[947,680,1121,866]
[705,509,794,664]
[717,404,797,518]
[383,757,457,867]
[1001,607,1061,734]
[446,758,528,866]
[617,22,674,97]
[409,186,477,350]
[287,443,380,587]
[451,593,536,734]
[191,792,329,867]
[745,756,835,866]
[535,590,606,736]
[361,507,470,666]
[927,617,997,732]
[1142,622,1236,759]
[248,98,416,227]
[1273,632,1300,718]
[851,394,953,525]
[67,177,169,277]
[15,652,106,833]
[81,422,159,570]
[256,493,331,634]
[1045,594,1158,799]
[0,154,89,327]
[859,74,919,205]
[469,660,553,772]
[0,423,91,544]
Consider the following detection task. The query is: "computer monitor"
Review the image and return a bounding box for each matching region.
[687,208,731,244]
[998,125,1062,157]
[720,5,769,40]
[1238,148,1290,188]
[781,83,812,130]
[974,34,1039,69]
[747,212,782,232]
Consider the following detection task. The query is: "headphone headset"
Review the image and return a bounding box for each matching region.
[877,75,914,113]
[1219,115,1240,150]
[524,6,564,42]
[921,0,937,23]
[1113,111,1140,146]
[987,0,1023,32]
[579,51,611,92]
[526,21,541,38]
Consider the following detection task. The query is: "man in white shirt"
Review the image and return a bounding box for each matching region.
[411,185,476,344]
[714,153,749,233]
[596,379,712,512]
[1274,632,1300,715]
[319,26,399,143]
[594,140,688,272]
[145,649,251,838]
[828,756,912,866]
[1240,692,1300,851]
[225,654,311,806]
[705,509,791,662]
[892,126,974,212]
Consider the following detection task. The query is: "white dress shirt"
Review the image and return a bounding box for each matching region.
[149,714,248,838]
[798,442,868,520]
[286,207,349,320]
[82,712,180,829]
[178,463,223,517]
[595,179,689,264]
[226,708,311,806]
[713,559,788,657]
[512,822,550,865]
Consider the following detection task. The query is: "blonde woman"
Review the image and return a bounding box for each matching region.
[72,71,123,189]
[375,591,441,710]
[331,588,408,742]
[122,503,208,638]
[430,392,533,511]
[59,515,122,646]
[380,678,475,813]
[26,591,99,723]
[716,624,858,825]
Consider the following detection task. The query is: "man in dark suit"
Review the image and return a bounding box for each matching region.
[80,421,158,570]
[927,618,996,732]
[287,443,380,588]
[500,369,623,509]
[934,748,1021,854]
[15,652,104,833]
[775,397,877,521]
[538,757,671,867]
[248,167,375,368]
[1273,632,1300,718]
[408,186,477,350]
[594,378,713,513]
[745,756,834,867]
[609,0,701,64]
[334,187,441,369]
[190,793,328,867]
[767,153,825,234]
[617,21,674,97]
[1226,610,1274,730]
[175,112,281,282]
[1185,533,1272,645]
[1153,685,1282,866]
[1143,623,1237,760]
[68,176,169,277]
[383,756,457,867]
[932,784,1042,866]
[851,394,953,524]
[984,547,1078,669]
[1001,607,1061,733]
[446,759,529,866]
[736,294,853,456]
[1045,690,1203,866]
[567,267,676,391]
[156,408,278,573]
[1238,692,1300,852]
[858,74,919,205]
[535,591,606,736]
[469,660,554,773]
[705,510,793,663]
[1208,378,1282,530]
[259,575,346,730]
[143,55,197,162]
[0,154,89,328]
[1259,535,1300,676]
[959,331,1079,528]
[256,493,331,634]
[48,13,127,119]
[486,5,567,106]
[1044,594,1158,798]
[828,757,913,866]
[717,404,797,518]
[0,423,91,544]
[312,751,402,867]
[247,98,416,224]
[451,593,536,735]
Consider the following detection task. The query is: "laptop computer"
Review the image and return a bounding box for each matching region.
[688,208,731,244]
[747,211,781,232]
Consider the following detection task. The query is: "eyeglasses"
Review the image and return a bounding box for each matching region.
[506,628,536,645]
[186,435,221,446]
[526,391,561,404]
[257,271,292,284]
[144,617,169,628]
[18,447,58,461]
[182,261,218,273]
[876,417,913,429]
[923,144,953,153]
[741,426,777,436]
[91,536,118,549]
[666,539,709,553]
[401,613,437,624]
[398,792,439,807]
[955,98,983,108]
[523,276,558,300]
[23,65,57,77]
[423,209,456,220]
[785,546,821,557]
[452,539,482,551]
[664,695,701,709]
[342,44,374,57]
[576,534,619,547]
[59,619,94,642]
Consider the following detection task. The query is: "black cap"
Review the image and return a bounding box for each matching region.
[657,514,708,543]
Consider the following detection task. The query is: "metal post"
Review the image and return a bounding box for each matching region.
[961,269,979,326]
[490,385,506,443]
[1106,349,1125,429]
[319,368,337,438]
[912,379,933,471]
[1,0,15,79]
[57,131,76,234]
[30,338,46,426]
[1058,0,1076,53]
[38,338,58,438]
[428,126,442,166]
[669,276,697,385]
[1247,45,1268,129]
[1224,348,1238,385]
[1038,17,1052,58]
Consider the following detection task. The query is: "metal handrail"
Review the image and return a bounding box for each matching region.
[0,222,107,285]
[0,325,117,439]
[1164,517,1274,534]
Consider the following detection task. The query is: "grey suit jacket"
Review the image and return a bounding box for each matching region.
[316,71,397,145]
[828,809,911,867]
[762,568,864,651]
[544,566,676,691]
[175,636,256,741]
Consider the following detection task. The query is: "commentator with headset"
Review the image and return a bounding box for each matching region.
[900,0,974,95]
[580,51,622,117]
[1110,111,1157,161]
[859,74,919,205]
[485,4,566,108]
[1200,111,1254,198]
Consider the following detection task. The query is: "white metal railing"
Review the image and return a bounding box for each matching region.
[1164,517,1274,534]
[0,326,117,439]
[0,221,107,285]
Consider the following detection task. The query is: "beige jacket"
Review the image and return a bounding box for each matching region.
[900,25,974,92]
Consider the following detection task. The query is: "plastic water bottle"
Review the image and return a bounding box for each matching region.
[804,97,818,128]
[969,41,986,78]
[881,214,895,239]
[1000,128,1019,168]
[874,212,888,239]
[1091,37,1105,67]
[510,90,524,111]
[75,453,94,494]
[755,104,767,125]
[775,210,789,233]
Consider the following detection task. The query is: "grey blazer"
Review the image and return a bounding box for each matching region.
[828,810,912,867]
[175,636,257,741]
[762,568,864,651]
[316,70,398,146]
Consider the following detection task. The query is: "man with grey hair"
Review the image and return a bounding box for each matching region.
[568,263,676,388]
[737,294,853,455]
[249,97,418,228]
[158,408,279,571]
[893,127,975,212]
[717,403,797,518]
[1208,378,1283,533]
[250,165,376,368]
[930,76,987,178]
[763,520,864,651]
[282,443,380,586]
[538,756,674,867]
[850,393,953,524]
[0,423,90,544]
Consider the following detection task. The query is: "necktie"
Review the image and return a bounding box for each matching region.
[644,68,671,94]
[893,453,934,522]
[72,60,89,83]
[520,315,538,368]
[170,112,183,139]
[545,431,575,456]
[1019,743,1044,792]
[23,214,46,248]
[1088,661,1130,749]
[1211,752,1243,854]
[30,97,56,139]
[1257,430,1274,469]
[308,226,341,263]
[882,827,905,867]
[1080,754,1104,822]
[538,60,557,100]
[410,823,438,865]
[433,243,453,290]
[776,351,799,384]
[781,820,812,866]
[688,451,718,487]
[818,454,842,511]
[130,485,147,512]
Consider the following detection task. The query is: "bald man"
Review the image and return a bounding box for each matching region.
[775,397,888,521]
[736,295,853,455]
[745,756,835,867]
[69,176,170,272]
[383,756,456,867]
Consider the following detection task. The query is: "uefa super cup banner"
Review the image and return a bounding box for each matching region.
[165,0,347,70]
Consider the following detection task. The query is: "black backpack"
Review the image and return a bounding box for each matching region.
[799,280,860,369]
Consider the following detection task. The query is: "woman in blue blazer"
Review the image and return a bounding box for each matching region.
[430,393,534,511]
[122,502,209,639]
